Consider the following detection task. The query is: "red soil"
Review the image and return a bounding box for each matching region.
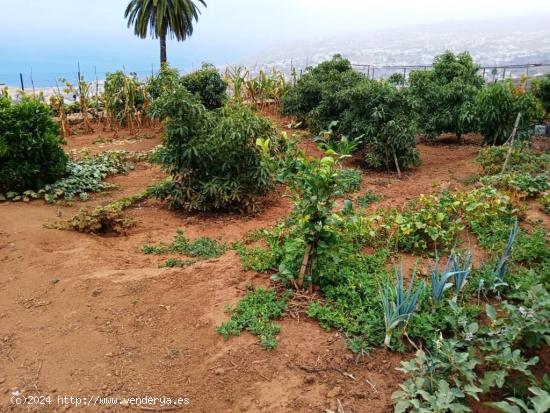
[0,124,547,412]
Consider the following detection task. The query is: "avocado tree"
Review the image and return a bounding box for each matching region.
[408,51,484,142]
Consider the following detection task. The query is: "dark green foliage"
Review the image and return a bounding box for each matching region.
[306,250,390,345]
[217,288,291,349]
[149,84,275,212]
[338,79,420,170]
[481,172,549,198]
[534,73,550,114]
[513,227,550,265]
[181,63,227,109]
[408,51,483,140]
[0,94,68,192]
[147,65,182,100]
[475,81,544,145]
[142,229,227,259]
[280,55,363,124]
[281,56,419,171]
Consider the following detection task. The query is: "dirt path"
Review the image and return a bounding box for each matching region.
[0,127,544,412]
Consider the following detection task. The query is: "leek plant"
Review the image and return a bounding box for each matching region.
[381,267,424,347]
[493,220,519,285]
[449,251,473,298]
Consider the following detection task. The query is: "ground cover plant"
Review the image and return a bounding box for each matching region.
[218,287,291,349]
[141,229,227,260]
[218,125,549,412]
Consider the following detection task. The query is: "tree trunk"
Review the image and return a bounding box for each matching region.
[160,34,167,66]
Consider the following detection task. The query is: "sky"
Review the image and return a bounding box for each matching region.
[1,0,550,85]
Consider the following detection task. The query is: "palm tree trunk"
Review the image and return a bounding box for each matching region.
[160,34,167,66]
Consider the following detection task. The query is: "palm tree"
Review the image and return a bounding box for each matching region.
[125,0,207,66]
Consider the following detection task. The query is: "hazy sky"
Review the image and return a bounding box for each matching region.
[1,0,550,78]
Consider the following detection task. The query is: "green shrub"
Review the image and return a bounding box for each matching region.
[280,55,363,124]
[408,51,483,140]
[281,56,419,171]
[149,84,275,213]
[475,81,544,145]
[181,63,227,110]
[0,94,68,192]
[337,79,420,170]
[147,65,181,100]
[534,73,550,114]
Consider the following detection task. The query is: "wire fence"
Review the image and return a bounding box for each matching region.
[3,60,550,98]
[350,62,550,82]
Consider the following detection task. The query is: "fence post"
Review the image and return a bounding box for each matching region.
[77,61,82,97]
[19,73,24,91]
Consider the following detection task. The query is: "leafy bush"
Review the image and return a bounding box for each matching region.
[217,288,291,349]
[147,65,181,100]
[280,55,363,124]
[337,79,420,170]
[0,94,68,192]
[408,51,483,140]
[181,63,227,110]
[281,56,420,171]
[534,73,550,114]
[475,81,544,145]
[149,84,276,212]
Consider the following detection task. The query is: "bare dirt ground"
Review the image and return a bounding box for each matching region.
[0,123,547,413]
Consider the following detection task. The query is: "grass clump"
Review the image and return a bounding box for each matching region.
[356,190,383,208]
[217,288,291,349]
[142,229,227,259]
[159,258,195,268]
